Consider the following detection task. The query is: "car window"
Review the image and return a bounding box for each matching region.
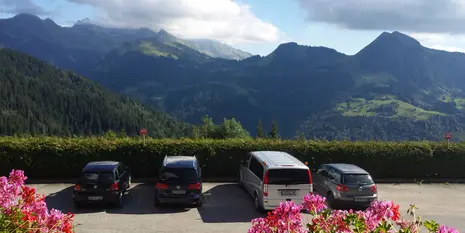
[316,166,328,177]
[82,172,114,183]
[327,168,340,183]
[267,169,309,185]
[243,153,252,166]
[249,157,264,180]
[342,174,374,185]
[117,163,125,177]
[159,167,199,183]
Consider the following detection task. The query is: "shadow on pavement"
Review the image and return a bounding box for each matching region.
[45,186,102,214]
[106,183,190,215]
[197,183,264,223]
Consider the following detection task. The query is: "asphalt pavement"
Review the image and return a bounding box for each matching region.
[32,183,465,233]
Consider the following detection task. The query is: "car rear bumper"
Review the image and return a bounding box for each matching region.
[156,195,201,204]
[334,195,378,207]
[263,197,306,211]
[73,191,120,203]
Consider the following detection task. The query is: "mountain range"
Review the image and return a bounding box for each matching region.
[2,13,465,140]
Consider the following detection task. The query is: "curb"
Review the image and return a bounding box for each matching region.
[25,177,465,184]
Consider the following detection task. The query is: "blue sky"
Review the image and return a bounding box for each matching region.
[2,0,465,56]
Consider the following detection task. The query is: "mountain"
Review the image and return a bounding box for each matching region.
[0,13,252,72]
[0,48,191,137]
[0,13,160,71]
[2,14,465,140]
[186,39,252,60]
[83,31,465,140]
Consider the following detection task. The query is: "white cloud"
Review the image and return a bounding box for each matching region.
[1,0,46,15]
[298,0,465,34]
[66,0,279,44]
[408,32,465,53]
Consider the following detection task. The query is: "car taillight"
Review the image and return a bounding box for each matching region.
[307,169,313,184]
[263,170,269,197]
[336,184,349,192]
[74,184,81,191]
[110,182,119,191]
[156,183,169,190]
[188,183,201,190]
[370,185,377,193]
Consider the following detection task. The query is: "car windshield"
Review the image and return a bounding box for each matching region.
[159,167,199,183]
[82,172,114,183]
[342,174,374,185]
[267,169,309,185]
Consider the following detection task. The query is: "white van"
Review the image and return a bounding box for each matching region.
[238,151,313,212]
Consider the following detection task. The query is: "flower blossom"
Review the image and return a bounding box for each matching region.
[302,193,327,214]
[0,169,75,233]
[438,225,460,233]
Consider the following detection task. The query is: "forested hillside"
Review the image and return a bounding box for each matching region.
[0,49,191,137]
[3,14,465,140]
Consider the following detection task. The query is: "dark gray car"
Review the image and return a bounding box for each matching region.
[154,156,203,207]
[313,163,378,209]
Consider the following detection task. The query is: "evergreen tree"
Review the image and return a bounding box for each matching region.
[269,120,279,139]
[256,119,263,138]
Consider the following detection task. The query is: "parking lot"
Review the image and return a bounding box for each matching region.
[33,183,465,233]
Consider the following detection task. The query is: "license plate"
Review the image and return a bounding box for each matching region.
[354,198,367,202]
[280,190,297,196]
[172,190,186,195]
[88,196,103,201]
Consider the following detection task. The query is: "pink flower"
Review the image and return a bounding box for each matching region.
[248,217,273,233]
[438,225,460,233]
[0,169,75,233]
[302,193,327,214]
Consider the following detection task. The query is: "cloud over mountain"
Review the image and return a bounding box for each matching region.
[1,0,46,15]
[66,0,279,44]
[298,0,465,34]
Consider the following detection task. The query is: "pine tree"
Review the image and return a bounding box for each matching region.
[269,120,279,139]
[256,119,263,138]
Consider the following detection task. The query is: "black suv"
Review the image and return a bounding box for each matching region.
[73,161,131,207]
[154,156,203,207]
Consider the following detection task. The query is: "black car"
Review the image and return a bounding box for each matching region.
[73,161,131,207]
[154,156,203,207]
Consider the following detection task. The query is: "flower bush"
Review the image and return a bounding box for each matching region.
[249,193,459,233]
[0,169,74,233]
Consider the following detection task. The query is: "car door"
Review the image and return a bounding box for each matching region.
[317,167,331,194]
[313,166,325,194]
[325,168,340,194]
[248,156,264,197]
[240,153,252,192]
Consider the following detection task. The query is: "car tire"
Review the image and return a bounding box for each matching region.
[195,199,203,208]
[115,192,123,208]
[254,193,263,213]
[327,192,336,209]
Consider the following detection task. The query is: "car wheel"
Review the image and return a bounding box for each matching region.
[115,192,123,208]
[254,193,263,213]
[327,192,336,209]
[195,199,203,208]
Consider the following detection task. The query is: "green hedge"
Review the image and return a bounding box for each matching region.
[0,137,464,180]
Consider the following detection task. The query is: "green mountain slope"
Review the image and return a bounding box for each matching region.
[186,39,252,60]
[84,32,465,140]
[0,48,191,137]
